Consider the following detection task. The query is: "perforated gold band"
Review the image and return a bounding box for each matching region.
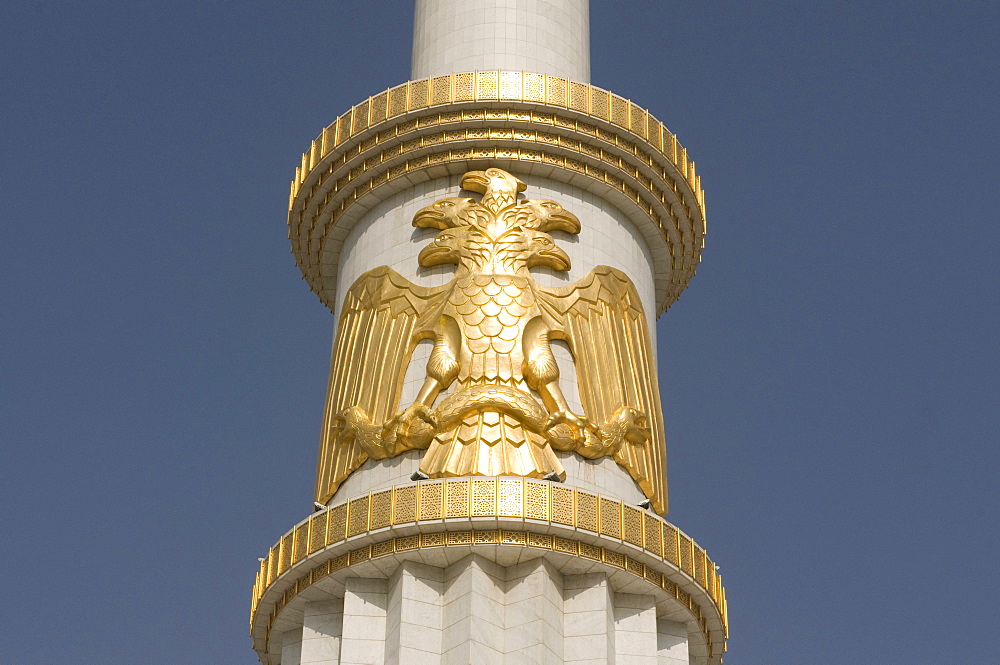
[250,478,727,660]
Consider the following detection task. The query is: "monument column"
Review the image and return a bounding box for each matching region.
[251,2,727,663]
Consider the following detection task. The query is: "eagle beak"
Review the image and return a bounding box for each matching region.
[460,170,490,193]
[412,205,446,229]
[546,210,581,234]
[535,245,571,271]
[418,242,454,267]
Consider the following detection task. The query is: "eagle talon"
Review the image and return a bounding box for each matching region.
[544,410,589,432]
[394,404,438,429]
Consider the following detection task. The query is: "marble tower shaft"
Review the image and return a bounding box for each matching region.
[250,2,727,663]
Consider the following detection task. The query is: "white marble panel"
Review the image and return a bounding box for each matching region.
[504,559,564,663]
[442,556,505,665]
[614,593,658,665]
[301,599,344,665]
[341,578,388,665]
[281,627,303,665]
[656,618,690,665]
[385,561,444,665]
[563,572,614,664]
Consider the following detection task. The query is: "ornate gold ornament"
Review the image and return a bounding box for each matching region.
[250,479,729,663]
[316,168,668,513]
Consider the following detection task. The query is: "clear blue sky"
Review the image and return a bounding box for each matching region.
[2,2,997,663]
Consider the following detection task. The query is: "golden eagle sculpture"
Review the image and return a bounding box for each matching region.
[315,168,669,513]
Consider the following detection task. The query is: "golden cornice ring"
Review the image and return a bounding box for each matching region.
[250,478,728,665]
[288,71,707,316]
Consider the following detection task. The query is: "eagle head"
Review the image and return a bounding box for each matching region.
[461,168,527,214]
[519,199,582,234]
[524,228,571,271]
[412,197,484,230]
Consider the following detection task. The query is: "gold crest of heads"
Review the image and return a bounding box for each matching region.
[317,168,670,514]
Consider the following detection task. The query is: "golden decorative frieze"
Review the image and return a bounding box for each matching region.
[249,478,727,664]
[287,71,706,316]
[317,169,668,512]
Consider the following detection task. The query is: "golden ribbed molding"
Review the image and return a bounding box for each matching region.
[250,478,728,665]
[287,71,706,316]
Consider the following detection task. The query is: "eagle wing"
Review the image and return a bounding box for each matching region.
[536,266,669,514]
[315,266,447,504]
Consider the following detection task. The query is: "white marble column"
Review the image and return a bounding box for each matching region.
[412,0,590,81]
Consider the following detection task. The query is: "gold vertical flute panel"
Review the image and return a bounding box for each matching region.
[576,492,599,532]
[308,511,326,554]
[393,485,417,523]
[293,522,309,564]
[257,487,723,600]
[327,503,347,544]
[550,485,575,525]
[498,478,523,517]
[623,505,644,547]
[445,479,470,518]
[347,496,370,537]
[600,497,622,539]
[279,533,292,575]
[418,482,443,520]
[370,489,393,530]
[471,478,496,516]
[524,481,549,521]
